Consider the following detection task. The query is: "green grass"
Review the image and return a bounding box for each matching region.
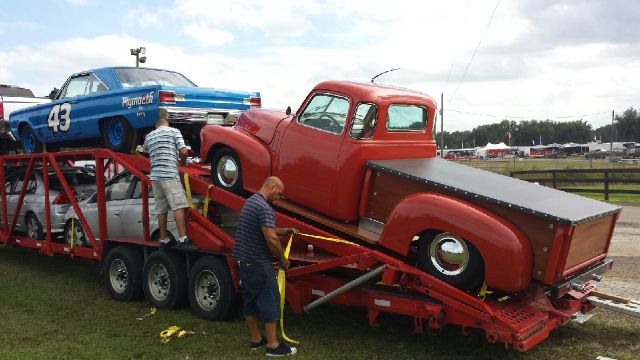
[0,246,639,359]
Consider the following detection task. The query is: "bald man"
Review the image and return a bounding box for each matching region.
[232,176,298,356]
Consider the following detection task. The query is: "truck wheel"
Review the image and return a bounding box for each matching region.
[188,256,238,321]
[103,117,134,153]
[142,250,187,309]
[417,232,484,292]
[20,125,43,154]
[26,213,44,240]
[104,246,144,301]
[211,148,243,194]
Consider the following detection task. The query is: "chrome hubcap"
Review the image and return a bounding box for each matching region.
[195,269,220,311]
[216,155,238,187]
[109,259,129,294]
[148,263,170,301]
[429,233,469,276]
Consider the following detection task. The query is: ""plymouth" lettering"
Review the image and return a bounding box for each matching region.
[122,91,154,108]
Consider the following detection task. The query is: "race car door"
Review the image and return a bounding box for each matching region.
[39,74,89,140]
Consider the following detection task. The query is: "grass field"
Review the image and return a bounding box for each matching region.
[1,246,639,360]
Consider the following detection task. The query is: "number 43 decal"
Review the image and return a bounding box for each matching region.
[47,103,72,133]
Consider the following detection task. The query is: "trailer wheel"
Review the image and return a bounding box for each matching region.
[26,213,44,240]
[188,256,238,321]
[143,250,188,309]
[417,232,484,292]
[104,246,144,301]
[211,147,243,194]
[20,125,43,154]
[102,117,134,153]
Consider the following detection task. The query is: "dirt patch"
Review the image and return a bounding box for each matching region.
[600,204,640,298]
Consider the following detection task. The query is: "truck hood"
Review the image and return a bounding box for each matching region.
[235,108,290,144]
[367,158,622,225]
[160,86,259,112]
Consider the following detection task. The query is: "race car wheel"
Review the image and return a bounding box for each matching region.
[211,147,243,194]
[104,246,144,301]
[20,125,43,154]
[103,117,134,153]
[188,256,239,321]
[143,250,187,309]
[417,231,484,292]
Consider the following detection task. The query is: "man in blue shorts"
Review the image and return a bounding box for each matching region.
[233,176,298,356]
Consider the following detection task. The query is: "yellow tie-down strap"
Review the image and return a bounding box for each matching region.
[183,173,194,210]
[183,173,215,217]
[277,232,362,344]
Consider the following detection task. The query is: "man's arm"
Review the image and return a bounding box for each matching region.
[174,130,188,165]
[275,228,299,236]
[179,147,188,166]
[262,226,290,269]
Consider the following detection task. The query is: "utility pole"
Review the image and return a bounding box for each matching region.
[610,110,614,156]
[440,92,444,157]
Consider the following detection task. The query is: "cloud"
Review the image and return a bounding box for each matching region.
[183,22,234,46]
[66,0,91,5]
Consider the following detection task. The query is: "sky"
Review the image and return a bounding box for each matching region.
[1,0,639,131]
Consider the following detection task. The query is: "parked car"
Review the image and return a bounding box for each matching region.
[624,146,640,158]
[9,67,260,154]
[1,167,96,239]
[63,171,200,246]
[585,148,607,159]
[0,84,50,154]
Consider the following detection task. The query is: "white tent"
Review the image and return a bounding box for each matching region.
[477,142,511,157]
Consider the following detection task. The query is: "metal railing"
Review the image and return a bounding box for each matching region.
[509,168,640,200]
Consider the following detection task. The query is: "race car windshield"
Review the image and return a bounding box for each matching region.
[115,68,196,88]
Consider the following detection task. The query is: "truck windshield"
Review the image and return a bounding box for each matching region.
[115,68,196,88]
[386,105,427,132]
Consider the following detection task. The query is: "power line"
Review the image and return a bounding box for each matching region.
[445,109,609,120]
[448,0,501,104]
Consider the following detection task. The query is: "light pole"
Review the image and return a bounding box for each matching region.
[130,47,147,67]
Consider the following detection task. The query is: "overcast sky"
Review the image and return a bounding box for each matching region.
[1,0,638,131]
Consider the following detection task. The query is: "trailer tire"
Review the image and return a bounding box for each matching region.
[417,231,484,292]
[188,256,238,321]
[211,147,243,194]
[104,246,144,301]
[143,250,188,309]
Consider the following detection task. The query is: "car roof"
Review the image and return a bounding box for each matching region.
[313,80,437,107]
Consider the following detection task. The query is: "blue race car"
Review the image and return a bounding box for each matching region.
[9,66,261,153]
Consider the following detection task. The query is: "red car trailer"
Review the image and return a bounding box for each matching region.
[0,150,636,351]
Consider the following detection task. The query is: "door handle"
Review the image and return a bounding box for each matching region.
[114,210,122,215]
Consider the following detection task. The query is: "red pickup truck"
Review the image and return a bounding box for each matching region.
[200,81,620,295]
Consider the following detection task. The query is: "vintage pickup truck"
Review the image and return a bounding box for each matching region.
[200,81,621,294]
[9,67,260,153]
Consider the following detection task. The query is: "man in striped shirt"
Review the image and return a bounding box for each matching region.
[142,109,196,250]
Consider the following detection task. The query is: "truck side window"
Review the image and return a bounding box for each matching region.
[386,105,427,132]
[62,75,90,98]
[298,93,350,135]
[349,103,378,140]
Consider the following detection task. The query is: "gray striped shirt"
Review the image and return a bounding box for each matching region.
[143,126,186,181]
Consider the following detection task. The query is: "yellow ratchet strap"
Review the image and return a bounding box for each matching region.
[298,233,362,247]
[478,282,488,300]
[203,184,214,218]
[183,173,194,209]
[277,234,299,344]
[69,213,75,250]
[160,325,181,343]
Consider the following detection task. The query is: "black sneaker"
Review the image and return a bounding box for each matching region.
[250,336,267,350]
[159,238,174,250]
[266,343,297,357]
[177,238,198,251]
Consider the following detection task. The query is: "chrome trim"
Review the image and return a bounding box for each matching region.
[162,106,241,124]
[359,217,384,235]
[216,155,239,187]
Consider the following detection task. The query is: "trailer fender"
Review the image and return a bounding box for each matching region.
[201,126,271,192]
[379,193,532,292]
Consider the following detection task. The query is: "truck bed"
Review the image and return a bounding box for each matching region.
[367,158,621,225]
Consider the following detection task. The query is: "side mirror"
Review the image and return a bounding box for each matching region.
[285,106,291,116]
[48,87,59,100]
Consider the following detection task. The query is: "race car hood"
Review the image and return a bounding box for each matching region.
[235,108,290,144]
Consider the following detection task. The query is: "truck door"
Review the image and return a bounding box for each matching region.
[276,92,350,214]
[40,74,90,140]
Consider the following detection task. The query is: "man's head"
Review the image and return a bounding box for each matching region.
[156,108,169,127]
[259,176,284,203]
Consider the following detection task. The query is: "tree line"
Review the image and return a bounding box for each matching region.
[435,107,640,149]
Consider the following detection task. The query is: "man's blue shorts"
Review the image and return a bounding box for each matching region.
[239,261,280,322]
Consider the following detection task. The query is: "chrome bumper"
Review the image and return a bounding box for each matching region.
[163,107,242,125]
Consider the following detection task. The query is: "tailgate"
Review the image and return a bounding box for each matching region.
[562,213,617,277]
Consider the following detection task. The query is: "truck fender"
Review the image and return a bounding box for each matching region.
[201,126,271,192]
[378,193,532,292]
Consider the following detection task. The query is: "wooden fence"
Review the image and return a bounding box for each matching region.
[509,168,640,200]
